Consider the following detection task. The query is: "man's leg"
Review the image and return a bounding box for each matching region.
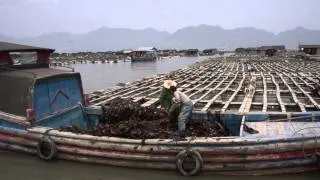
[178,102,193,132]
[186,101,194,124]
[169,103,181,129]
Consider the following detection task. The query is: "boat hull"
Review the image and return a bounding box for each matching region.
[0,126,319,175]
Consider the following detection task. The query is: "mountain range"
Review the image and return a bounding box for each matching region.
[1,25,320,52]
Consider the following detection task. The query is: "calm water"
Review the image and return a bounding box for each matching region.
[1,150,319,180]
[1,56,320,179]
[73,57,206,92]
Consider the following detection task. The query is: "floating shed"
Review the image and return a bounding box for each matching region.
[258,45,286,51]
[131,47,158,61]
[235,45,286,56]
[201,48,218,56]
[299,44,320,56]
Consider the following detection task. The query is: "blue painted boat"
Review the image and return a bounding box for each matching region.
[0,41,320,176]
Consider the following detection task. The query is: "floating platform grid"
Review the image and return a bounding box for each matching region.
[89,56,320,119]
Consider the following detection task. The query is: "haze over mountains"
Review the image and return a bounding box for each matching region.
[0,25,320,52]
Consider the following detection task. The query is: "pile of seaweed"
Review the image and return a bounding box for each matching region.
[61,98,228,139]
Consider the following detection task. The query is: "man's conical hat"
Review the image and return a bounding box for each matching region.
[163,80,177,89]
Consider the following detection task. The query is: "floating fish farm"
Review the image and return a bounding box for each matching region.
[89,55,320,121]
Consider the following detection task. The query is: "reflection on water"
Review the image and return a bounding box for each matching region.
[1,150,319,180]
[130,61,158,71]
[72,57,205,92]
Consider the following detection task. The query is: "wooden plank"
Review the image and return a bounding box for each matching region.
[262,73,268,112]
[270,73,286,112]
[239,75,256,113]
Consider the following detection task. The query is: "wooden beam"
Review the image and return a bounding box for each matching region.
[261,73,268,112]
[270,73,286,112]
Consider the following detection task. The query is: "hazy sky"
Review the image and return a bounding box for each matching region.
[0,0,319,38]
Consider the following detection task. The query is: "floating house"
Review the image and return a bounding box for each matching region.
[131,47,157,61]
[201,48,218,56]
[258,45,286,51]
[157,49,178,57]
[184,49,199,56]
[299,44,320,56]
[235,45,286,56]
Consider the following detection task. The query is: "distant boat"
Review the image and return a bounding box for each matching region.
[131,47,157,61]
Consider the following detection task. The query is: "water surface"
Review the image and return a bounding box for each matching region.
[72,57,206,92]
[1,151,319,180]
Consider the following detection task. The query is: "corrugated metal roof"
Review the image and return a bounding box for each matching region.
[299,44,320,48]
[123,50,132,54]
[0,41,54,52]
[135,47,157,52]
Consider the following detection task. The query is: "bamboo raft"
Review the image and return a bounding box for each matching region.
[1,55,320,176]
[89,56,320,114]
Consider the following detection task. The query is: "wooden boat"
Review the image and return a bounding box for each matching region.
[0,42,320,176]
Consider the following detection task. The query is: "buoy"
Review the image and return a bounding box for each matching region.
[176,150,203,176]
[37,136,57,160]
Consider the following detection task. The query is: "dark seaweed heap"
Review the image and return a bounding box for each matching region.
[100,97,167,124]
[61,98,228,139]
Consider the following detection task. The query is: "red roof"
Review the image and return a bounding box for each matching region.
[0,41,54,52]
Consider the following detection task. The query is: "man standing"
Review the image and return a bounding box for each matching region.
[169,85,194,136]
[159,79,182,129]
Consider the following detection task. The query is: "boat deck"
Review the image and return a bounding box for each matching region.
[244,121,320,137]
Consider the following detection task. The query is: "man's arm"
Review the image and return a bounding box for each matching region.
[173,91,180,102]
[159,88,166,107]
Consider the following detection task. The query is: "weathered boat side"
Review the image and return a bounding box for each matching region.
[0,125,319,175]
